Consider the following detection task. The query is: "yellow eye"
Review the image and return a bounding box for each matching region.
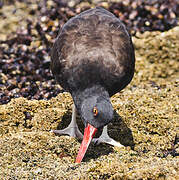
[93,107,98,116]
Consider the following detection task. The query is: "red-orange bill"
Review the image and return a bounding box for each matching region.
[75,123,97,163]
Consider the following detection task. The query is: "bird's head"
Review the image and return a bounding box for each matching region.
[81,95,113,128]
[76,95,113,163]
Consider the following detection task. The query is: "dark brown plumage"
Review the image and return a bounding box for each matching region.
[50,7,135,163]
[51,7,135,95]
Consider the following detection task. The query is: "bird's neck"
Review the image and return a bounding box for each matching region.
[72,85,109,112]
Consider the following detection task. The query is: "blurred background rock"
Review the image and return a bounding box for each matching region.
[0,0,178,104]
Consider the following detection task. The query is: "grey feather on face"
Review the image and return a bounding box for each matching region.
[81,95,113,128]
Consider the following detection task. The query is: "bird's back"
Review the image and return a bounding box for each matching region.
[51,7,135,96]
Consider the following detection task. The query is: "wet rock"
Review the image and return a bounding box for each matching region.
[0,1,178,178]
[0,0,178,104]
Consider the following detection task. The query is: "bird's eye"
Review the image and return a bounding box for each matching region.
[93,107,98,117]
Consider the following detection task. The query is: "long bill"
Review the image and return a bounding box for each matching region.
[75,123,97,163]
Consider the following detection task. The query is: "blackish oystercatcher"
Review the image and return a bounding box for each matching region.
[50,7,135,163]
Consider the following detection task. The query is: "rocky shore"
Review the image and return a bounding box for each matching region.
[0,26,178,179]
[0,0,178,179]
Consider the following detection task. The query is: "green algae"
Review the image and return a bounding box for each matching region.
[0,26,179,179]
[0,1,179,177]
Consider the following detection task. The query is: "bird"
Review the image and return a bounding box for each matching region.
[50,7,135,163]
